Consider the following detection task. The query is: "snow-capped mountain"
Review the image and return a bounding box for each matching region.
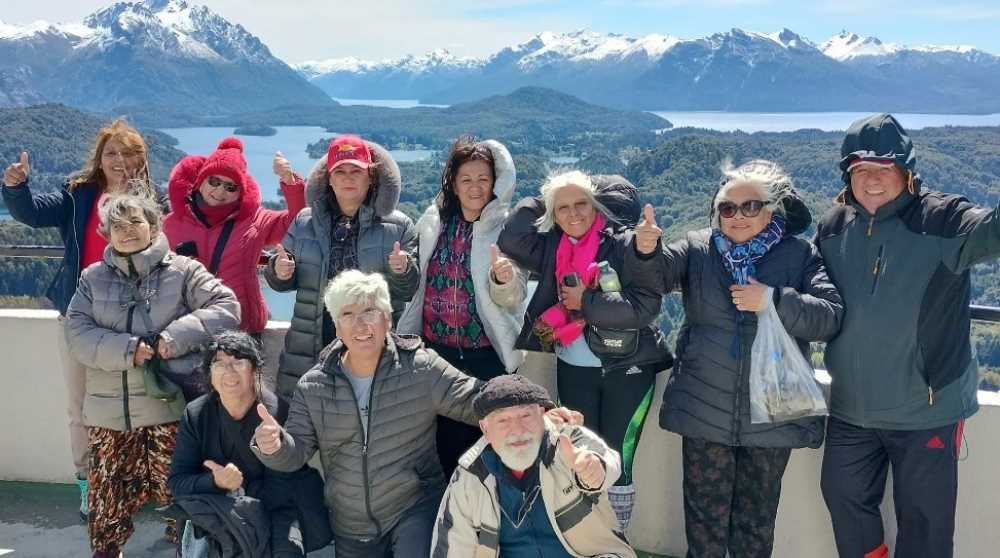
[298,28,1000,113]
[0,0,332,114]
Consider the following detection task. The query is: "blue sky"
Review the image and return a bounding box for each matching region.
[2,0,996,62]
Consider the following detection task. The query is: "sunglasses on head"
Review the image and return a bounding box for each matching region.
[207,176,239,193]
[717,200,766,219]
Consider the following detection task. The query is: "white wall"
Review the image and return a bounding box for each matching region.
[2,309,998,557]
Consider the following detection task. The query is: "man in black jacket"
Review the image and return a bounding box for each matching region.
[815,113,1000,558]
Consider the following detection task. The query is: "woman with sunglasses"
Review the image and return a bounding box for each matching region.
[168,330,332,557]
[2,118,157,521]
[630,159,843,557]
[163,137,306,339]
[264,135,418,399]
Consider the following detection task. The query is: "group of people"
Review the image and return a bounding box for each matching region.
[2,111,997,558]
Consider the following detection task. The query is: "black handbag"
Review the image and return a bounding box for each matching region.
[585,325,639,359]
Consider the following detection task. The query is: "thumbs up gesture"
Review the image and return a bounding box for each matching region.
[273,244,295,280]
[253,403,283,456]
[3,151,30,188]
[272,151,295,184]
[635,203,662,255]
[387,240,408,275]
[558,434,605,490]
[490,244,514,285]
[204,459,244,491]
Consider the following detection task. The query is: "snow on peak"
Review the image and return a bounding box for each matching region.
[0,18,94,40]
[821,31,901,60]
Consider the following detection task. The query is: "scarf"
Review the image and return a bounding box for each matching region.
[711,214,786,286]
[191,192,240,228]
[535,214,606,348]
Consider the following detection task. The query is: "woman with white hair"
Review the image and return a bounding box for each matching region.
[630,159,844,557]
[497,170,670,528]
[66,194,239,558]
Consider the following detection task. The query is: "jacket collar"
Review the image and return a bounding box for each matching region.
[318,332,423,378]
[104,233,170,278]
[844,187,919,222]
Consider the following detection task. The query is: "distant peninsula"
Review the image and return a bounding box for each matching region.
[234,125,277,136]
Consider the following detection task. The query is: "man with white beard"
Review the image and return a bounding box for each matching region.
[431,375,636,558]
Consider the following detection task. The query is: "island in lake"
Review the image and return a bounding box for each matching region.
[234,124,277,136]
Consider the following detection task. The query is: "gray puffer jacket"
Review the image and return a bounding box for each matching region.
[252,333,482,540]
[264,142,419,397]
[66,234,240,431]
[629,194,843,448]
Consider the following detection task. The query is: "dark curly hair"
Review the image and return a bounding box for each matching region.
[437,135,496,219]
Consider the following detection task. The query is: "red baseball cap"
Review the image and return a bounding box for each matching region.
[327,135,372,172]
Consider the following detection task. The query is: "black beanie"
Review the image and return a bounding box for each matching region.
[473,374,555,420]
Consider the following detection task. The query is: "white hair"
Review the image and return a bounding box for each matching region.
[535,170,613,232]
[711,159,792,229]
[323,269,393,322]
[98,194,162,237]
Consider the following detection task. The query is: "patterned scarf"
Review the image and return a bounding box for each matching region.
[711,213,786,286]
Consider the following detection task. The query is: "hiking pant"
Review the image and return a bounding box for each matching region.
[681,437,791,558]
[332,491,441,558]
[556,360,656,485]
[821,416,963,558]
[88,422,178,554]
[428,342,507,481]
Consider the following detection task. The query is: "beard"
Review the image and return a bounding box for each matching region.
[493,433,542,472]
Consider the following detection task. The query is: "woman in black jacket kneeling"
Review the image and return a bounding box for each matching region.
[630,159,844,558]
[497,170,671,529]
[167,331,332,557]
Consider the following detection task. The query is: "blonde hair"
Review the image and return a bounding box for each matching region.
[323,269,393,322]
[70,118,151,192]
[711,159,792,229]
[535,170,612,232]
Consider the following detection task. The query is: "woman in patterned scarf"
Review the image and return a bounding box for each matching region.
[629,159,844,557]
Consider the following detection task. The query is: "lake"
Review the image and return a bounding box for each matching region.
[650,111,1000,133]
[333,98,449,109]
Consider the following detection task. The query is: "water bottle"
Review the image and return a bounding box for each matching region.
[597,261,621,292]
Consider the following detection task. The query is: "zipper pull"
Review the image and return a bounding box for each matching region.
[928,386,935,406]
[872,257,881,276]
[867,217,874,237]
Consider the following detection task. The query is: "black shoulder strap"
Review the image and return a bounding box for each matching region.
[208,220,236,275]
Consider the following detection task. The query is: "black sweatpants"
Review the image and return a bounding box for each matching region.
[426,342,507,480]
[681,437,791,558]
[820,416,964,558]
[556,359,656,485]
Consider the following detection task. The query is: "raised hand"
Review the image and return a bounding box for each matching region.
[133,340,155,367]
[3,152,30,188]
[635,203,662,255]
[273,244,295,280]
[203,459,244,492]
[558,434,605,489]
[387,241,408,275]
[544,406,584,427]
[272,151,295,183]
[253,403,283,456]
[490,244,514,284]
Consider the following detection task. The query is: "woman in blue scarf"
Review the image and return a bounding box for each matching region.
[629,159,844,557]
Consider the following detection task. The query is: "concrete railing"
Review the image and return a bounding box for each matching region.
[1,309,998,557]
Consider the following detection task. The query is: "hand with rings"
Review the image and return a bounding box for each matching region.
[730,278,769,312]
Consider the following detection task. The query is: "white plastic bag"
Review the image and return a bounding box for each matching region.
[749,290,828,424]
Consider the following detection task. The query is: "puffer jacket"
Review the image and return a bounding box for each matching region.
[432,420,635,558]
[162,154,306,333]
[252,333,481,540]
[263,141,419,396]
[497,176,671,373]
[65,234,240,431]
[397,139,526,372]
[627,193,843,448]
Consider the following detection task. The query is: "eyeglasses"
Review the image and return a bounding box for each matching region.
[207,176,239,193]
[102,149,142,161]
[337,308,383,328]
[717,200,766,219]
[210,358,253,374]
[110,219,150,233]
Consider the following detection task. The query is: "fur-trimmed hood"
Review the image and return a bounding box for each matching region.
[168,154,262,223]
[305,139,401,218]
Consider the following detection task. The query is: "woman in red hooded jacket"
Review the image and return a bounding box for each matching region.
[163,137,306,334]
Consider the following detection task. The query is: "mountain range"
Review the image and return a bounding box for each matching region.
[297,29,1000,113]
[0,0,332,116]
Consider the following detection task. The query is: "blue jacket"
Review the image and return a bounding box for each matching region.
[2,178,99,315]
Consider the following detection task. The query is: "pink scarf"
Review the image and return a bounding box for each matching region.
[535,214,605,348]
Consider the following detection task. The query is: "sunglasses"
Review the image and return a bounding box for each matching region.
[717,200,766,219]
[207,176,239,193]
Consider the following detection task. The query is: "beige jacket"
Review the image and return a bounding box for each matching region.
[431,419,636,558]
[66,234,240,431]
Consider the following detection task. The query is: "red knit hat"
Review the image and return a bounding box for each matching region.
[195,137,247,194]
[327,135,372,172]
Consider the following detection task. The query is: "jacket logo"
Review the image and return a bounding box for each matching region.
[338,144,357,153]
[625,366,642,375]
[603,339,623,348]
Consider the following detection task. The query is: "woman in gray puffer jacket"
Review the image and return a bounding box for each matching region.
[66,194,239,558]
[264,135,419,398]
[630,159,843,558]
